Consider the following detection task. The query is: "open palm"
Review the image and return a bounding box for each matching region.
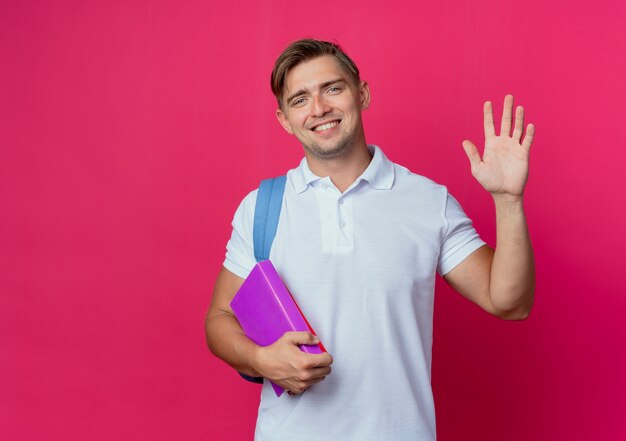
[462,95,535,197]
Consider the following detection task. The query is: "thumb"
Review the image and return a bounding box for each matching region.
[462,140,481,168]
[283,331,319,346]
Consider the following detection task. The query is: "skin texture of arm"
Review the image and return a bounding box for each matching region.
[443,95,535,320]
[205,267,333,394]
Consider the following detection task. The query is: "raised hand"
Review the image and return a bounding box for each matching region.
[462,95,535,199]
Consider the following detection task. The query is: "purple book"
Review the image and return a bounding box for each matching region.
[230,260,326,397]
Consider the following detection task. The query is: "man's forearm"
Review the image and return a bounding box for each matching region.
[205,311,262,377]
[489,194,535,319]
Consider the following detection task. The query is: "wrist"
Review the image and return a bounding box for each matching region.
[491,193,527,219]
[249,344,266,378]
[491,192,524,206]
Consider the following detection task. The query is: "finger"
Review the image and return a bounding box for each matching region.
[314,352,333,367]
[298,367,331,385]
[287,387,306,395]
[483,101,495,137]
[311,365,332,378]
[308,375,327,386]
[291,382,310,394]
[462,140,482,168]
[500,94,514,137]
[284,331,319,346]
[512,106,524,143]
[306,364,332,379]
[302,352,333,369]
[521,123,535,151]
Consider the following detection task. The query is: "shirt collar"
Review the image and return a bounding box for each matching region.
[291,144,395,194]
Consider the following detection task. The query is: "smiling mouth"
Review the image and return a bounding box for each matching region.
[311,120,340,132]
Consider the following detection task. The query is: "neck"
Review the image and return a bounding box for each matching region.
[305,141,372,193]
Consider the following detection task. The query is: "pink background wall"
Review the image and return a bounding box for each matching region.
[2,1,625,440]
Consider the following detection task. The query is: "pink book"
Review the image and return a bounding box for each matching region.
[230,260,326,396]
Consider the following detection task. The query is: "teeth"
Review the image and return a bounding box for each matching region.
[313,121,339,132]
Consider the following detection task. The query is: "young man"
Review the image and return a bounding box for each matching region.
[205,39,535,441]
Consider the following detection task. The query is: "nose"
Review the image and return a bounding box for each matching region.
[310,94,331,117]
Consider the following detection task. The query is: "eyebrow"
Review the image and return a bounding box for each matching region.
[285,78,346,105]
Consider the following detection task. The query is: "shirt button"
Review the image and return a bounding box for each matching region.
[339,199,344,205]
[340,221,346,228]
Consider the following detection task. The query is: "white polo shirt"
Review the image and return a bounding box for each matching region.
[224,145,485,441]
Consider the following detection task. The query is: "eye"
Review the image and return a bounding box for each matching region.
[327,86,342,94]
[291,97,306,107]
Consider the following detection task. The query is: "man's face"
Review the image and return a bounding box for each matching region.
[276,55,370,160]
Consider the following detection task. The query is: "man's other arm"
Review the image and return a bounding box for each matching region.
[205,267,333,394]
[444,94,535,320]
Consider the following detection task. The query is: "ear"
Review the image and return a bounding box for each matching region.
[359,81,371,110]
[275,108,294,135]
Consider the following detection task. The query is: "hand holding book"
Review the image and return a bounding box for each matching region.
[230,260,332,396]
[252,331,333,395]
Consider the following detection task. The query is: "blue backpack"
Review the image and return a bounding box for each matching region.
[239,176,287,384]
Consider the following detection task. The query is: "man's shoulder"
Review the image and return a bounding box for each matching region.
[391,162,447,195]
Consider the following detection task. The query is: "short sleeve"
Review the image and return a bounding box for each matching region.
[437,190,486,276]
[223,189,259,279]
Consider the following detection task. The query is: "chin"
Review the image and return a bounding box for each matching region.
[304,141,353,160]
[302,132,357,159]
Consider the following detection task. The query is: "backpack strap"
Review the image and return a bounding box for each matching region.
[238,175,287,385]
[253,176,287,262]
